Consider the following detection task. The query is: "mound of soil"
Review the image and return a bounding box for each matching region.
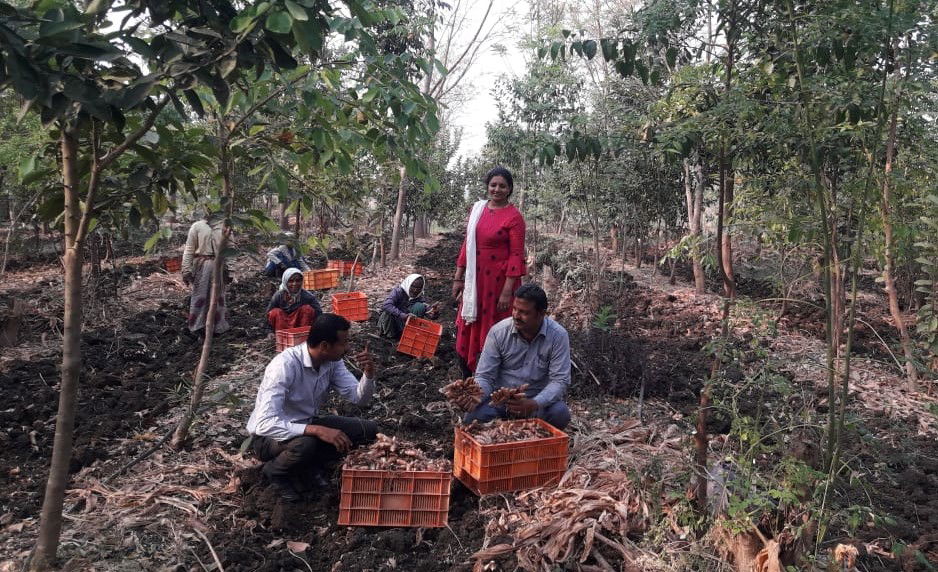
[0,262,269,521]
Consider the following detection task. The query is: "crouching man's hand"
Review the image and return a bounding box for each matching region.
[506,397,538,417]
[306,424,352,453]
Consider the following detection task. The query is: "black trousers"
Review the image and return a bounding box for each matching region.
[253,415,378,479]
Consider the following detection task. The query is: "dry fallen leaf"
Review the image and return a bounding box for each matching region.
[266,538,285,549]
[287,540,310,553]
[833,543,859,570]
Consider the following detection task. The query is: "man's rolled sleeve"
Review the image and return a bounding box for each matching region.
[532,328,570,407]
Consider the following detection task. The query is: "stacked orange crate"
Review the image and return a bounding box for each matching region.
[397,316,442,358]
[303,268,340,290]
[162,256,182,272]
[338,468,451,527]
[454,419,568,495]
[332,292,369,322]
[327,260,364,276]
[275,327,309,352]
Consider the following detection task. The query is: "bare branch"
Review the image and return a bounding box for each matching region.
[430,0,494,98]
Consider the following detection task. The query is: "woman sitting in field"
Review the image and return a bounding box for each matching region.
[378,274,439,339]
[267,268,322,331]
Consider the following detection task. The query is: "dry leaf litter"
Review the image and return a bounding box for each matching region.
[472,416,687,572]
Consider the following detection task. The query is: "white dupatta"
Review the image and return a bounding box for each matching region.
[460,199,488,324]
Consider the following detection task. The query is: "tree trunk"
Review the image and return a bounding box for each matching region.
[414,213,429,238]
[390,165,406,261]
[684,155,706,294]
[31,131,82,570]
[171,232,228,448]
[880,106,918,389]
[720,158,736,298]
[294,200,301,236]
[279,200,288,229]
[172,123,234,448]
[90,233,101,278]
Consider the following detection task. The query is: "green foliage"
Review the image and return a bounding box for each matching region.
[0,0,442,239]
[591,305,616,331]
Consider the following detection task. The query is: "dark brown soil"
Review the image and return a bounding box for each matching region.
[0,266,268,522]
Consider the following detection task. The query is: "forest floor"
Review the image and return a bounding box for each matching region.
[0,231,937,571]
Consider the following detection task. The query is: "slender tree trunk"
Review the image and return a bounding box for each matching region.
[517,162,525,213]
[172,123,234,448]
[279,201,287,229]
[31,131,82,570]
[684,155,706,294]
[414,213,429,238]
[171,233,228,448]
[719,156,736,298]
[90,233,101,278]
[881,106,917,389]
[390,165,406,260]
[294,200,301,236]
[717,1,737,299]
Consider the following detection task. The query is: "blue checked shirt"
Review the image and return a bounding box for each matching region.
[246,343,373,441]
[473,317,571,407]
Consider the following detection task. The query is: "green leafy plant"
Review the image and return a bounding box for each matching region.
[592,304,616,331]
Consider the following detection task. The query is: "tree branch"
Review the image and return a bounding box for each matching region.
[430,0,494,97]
[227,69,314,140]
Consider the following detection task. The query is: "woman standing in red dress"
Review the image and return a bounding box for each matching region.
[452,167,527,373]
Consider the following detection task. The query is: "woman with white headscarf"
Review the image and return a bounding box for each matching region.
[378,273,439,339]
[266,268,323,331]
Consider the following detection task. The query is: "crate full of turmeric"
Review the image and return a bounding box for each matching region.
[454,418,568,496]
[339,434,452,528]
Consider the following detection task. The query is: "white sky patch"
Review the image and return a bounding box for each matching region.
[445,1,529,159]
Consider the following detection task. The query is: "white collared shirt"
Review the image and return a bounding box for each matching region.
[246,343,374,441]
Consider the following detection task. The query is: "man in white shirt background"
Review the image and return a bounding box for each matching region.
[246,313,377,502]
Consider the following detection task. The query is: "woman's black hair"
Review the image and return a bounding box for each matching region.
[484,166,514,195]
[307,313,351,346]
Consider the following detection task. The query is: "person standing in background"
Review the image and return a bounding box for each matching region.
[182,209,230,335]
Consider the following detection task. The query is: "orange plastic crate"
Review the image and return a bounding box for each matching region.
[338,468,451,527]
[454,418,569,496]
[327,259,364,276]
[275,326,309,352]
[303,269,340,290]
[332,292,369,322]
[163,256,182,273]
[397,316,442,358]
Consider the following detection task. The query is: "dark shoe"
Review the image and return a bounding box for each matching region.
[263,465,300,503]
